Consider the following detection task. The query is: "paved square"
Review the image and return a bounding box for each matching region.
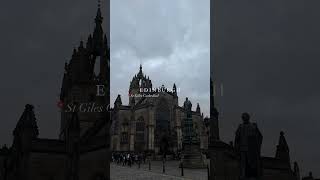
[111,161,208,180]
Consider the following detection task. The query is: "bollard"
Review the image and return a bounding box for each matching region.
[207,164,210,180]
[162,160,165,173]
[181,162,184,176]
[149,160,151,170]
[138,161,140,169]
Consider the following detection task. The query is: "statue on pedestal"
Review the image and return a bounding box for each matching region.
[181,97,205,168]
[235,113,263,180]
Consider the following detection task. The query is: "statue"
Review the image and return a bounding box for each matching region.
[183,97,192,112]
[181,97,206,168]
[235,113,263,179]
[183,97,194,144]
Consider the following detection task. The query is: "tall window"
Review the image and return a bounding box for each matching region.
[135,116,145,151]
[121,132,128,144]
[113,120,119,135]
[155,99,170,145]
[135,116,145,142]
[120,118,129,144]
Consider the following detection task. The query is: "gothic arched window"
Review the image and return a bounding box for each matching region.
[156,99,170,130]
[155,98,170,145]
[113,120,119,135]
[120,132,128,144]
[135,116,145,142]
[121,118,129,131]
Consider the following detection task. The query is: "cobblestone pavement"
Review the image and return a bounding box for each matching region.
[111,161,208,180]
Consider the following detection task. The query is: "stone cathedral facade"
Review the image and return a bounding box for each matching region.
[0,5,111,180]
[110,65,209,155]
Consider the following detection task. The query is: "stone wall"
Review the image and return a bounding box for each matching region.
[28,152,67,180]
[80,149,109,180]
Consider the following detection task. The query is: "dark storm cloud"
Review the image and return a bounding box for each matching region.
[0,1,108,144]
[213,0,320,177]
[110,0,210,116]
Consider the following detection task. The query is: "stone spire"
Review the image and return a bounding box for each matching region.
[114,94,122,108]
[275,131,290,164]
[173,83,177,96]
[86,34,93,49]
[93,0,104,56]
[137,64,143,79]
[60,62,70,100]
[196,103,201,114]
[13,104,39,139]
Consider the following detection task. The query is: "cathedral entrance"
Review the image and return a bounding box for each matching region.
[160,136,169,155]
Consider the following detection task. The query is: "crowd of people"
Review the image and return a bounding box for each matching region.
[112,152,147,167]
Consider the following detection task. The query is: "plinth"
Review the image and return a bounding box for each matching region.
[181,142,206,169]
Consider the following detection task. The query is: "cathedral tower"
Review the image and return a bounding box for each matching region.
[128,65,152,105]
[59,3,109,139]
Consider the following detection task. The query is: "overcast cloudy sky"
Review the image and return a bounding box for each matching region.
[110,0,210,117]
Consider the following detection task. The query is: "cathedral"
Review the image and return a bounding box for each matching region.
[110,65,209,155]
[0,1,319,180]
[0,4,111,180]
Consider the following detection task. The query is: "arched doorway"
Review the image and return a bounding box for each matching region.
[160,135,169,155]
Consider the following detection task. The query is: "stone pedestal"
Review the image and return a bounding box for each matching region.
[181,143,206,169]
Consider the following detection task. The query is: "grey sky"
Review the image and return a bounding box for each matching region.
[213,0,320,177]
[110,0,210,117]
